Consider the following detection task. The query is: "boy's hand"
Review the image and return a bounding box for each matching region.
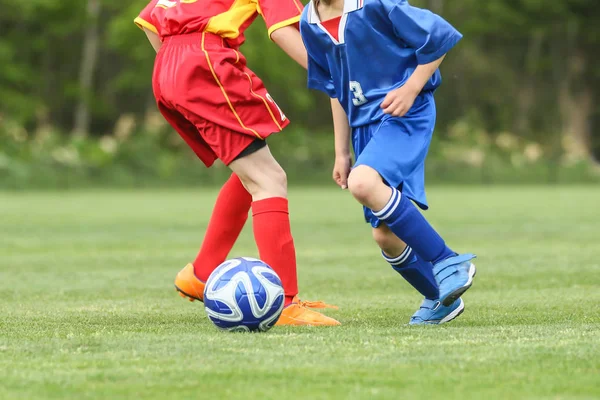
[381,84,419,117]
[333,155,352,189]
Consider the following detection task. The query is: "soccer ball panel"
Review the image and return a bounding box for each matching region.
[203,258,284,332]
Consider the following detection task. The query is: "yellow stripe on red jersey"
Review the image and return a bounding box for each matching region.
[134,0,303,47]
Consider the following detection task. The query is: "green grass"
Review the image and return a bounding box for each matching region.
[1,186,599,400]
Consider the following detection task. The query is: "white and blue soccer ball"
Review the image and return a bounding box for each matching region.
[203,257,284,332]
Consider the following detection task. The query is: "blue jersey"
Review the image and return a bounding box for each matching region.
[300,0,462,127]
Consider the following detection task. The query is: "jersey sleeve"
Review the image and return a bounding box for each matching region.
[307,57,337,98]
[134,0,158,34]
[384,0,462,65]
[257,0,304,38]
[300,21,337,98]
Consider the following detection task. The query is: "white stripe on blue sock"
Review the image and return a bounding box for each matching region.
[373,188,401,220]
[383,246,413,266]
[384,245,411,263]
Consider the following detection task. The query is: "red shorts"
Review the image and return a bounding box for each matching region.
[152,32,290,166]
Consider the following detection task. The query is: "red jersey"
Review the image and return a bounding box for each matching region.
[135,0,304,48]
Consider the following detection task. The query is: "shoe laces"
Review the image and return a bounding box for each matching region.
[298,299,339,310]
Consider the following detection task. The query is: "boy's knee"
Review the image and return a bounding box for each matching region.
[272,164,287,188]
[228,145,289,200]
[348,166,380,204]
[236,162,287,200]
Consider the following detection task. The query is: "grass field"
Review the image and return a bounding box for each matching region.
[1,186,599,400]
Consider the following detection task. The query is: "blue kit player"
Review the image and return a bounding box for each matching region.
[300,0,477,324]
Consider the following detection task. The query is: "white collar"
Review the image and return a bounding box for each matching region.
[308,0,364,24]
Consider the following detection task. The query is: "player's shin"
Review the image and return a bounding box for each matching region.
[252,197,299,305]
[193,173,252,282]
[349,167,454,265]
[372,187,455,265]
[373,226,439,300]
[385,249,439,300]
[229,146,299,305]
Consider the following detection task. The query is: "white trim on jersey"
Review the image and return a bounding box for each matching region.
[308,0,364,45]
[342,0,364,14]
[338,13,349,43]
[317,21,341,44]
[308,1,319,23]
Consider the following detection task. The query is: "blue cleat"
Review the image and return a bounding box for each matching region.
[433,253,477,306]
[409,298,465,325]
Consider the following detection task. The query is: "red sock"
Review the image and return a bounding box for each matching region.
[193,173,252,281]
[252,197,299,305]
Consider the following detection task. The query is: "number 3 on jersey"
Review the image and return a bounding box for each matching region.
[350,81,367,106]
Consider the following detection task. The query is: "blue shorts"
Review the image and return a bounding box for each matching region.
[352,91,436,228]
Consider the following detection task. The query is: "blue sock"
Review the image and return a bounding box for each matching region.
[383,246,439,300]
[373,188,455,265]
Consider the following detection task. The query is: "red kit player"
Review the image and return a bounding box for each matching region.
[135,0,340,326]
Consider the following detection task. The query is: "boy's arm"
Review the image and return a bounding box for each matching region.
[331,98,352,189]
[135,1,161,52]
[144,28,162,53]
[381,0,461,116]
[381,55,445,117]
[386,0,462,66]
[259,0,307,69]
[297,17,349,187]
[271,26,308,70]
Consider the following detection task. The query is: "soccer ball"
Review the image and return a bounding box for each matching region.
[203,257,284,332]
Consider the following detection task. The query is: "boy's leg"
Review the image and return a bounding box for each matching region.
[155,103,252,301]
[373,224,466,324]
[229,144,340,326]
[191,140,279,282]
[350,166,453,263]
[193,173,252,282]
[372,224,438,300]
[349,166,475,306]
[229,144,296,302]
[348,102,476,306]
[175,173,250,300]
[158,40,338,325]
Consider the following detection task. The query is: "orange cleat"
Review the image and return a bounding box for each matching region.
[175,263,205,302]
[298,299,339,310]
[275,296,341,326]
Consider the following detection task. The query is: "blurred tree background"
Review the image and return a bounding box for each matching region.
[0,0,599,188]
